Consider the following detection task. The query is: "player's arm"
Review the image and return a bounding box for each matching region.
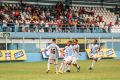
[74,47,79,53]
[90,48,92,53]
[73,45,80,54]
[63,48,67,56]
[40,44,52,53]
[60,48,65,53]
[56,44,60,51]
[90,44,93,53]
[40,49,47,53]
[97,45,101,52]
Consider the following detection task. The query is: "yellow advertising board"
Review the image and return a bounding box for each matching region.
[0,50,27,61]
[56,39,85,44]
[86,48,116,58]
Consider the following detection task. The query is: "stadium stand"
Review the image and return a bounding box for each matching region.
[0,1,119,33]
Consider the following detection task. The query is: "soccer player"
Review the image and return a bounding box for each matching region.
[64,39,80,73]
[40,38,60,74]
[58,48,67,74]
[71,39,80,72]
[89,39,103,70]
[58,40,73,73]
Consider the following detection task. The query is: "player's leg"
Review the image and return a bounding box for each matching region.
[89,59,96,70]
[72,57,80,72]
[46,58,51,73]
[59,62,63,72]
[59,55,67,73]
[97,56,102,61]
[65,56,72,72]
[46,54,54,73]
[63,63,68,72]
[97,53,104,61]
[89,54,98,70]
[58,61,67,74]
[59,61,64,73]
[66,64,71,72]
[55,59,59,74]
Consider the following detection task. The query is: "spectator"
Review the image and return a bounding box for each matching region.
[2,19,7,32]
[44,20,49,32]
[25,19,30,32]
[19,19,24,32]
[108,22,113,33]
[29,20,34,32]
[14,10,21,20]
[7,19,14,32]
[57,19,63,32]
[0,3,119,33]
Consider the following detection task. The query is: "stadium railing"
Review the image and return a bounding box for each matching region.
[0,23,115,33]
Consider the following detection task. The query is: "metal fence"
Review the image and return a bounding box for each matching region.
[0,23,115,33]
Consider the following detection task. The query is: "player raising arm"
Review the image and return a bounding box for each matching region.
[40,38,60,74]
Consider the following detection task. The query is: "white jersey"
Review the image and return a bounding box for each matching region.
[46,43,60,59]
[64,45,74,57]
[73,44,80,58]
[91,44,99,54]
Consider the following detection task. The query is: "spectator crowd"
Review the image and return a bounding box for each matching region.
[0,2,119,33]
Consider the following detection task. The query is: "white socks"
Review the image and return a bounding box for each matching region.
[91,60,96,68]
[55,64,58,74]
[47,63,50,71]
[97,57,102,61]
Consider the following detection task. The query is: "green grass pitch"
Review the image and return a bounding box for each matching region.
[0,59,120,80]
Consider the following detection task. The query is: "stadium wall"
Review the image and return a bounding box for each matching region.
[7,42,120,62]
[10,33,120,39]
[8,33,120,62]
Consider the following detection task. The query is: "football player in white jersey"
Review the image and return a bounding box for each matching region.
[71,39,80,72]
[89,39,103,70]
[41,38,60,74]
[65,39,80,72]
[58,40,72,73]
[64,40,75,72]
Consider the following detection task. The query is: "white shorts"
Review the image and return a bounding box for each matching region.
[71,57,77,64]
[90,54,98,59]
[48,54,58,64]
[91,53,104,59]
[100,53,104,58]
[64,56,72,64]
[49,54,56,59]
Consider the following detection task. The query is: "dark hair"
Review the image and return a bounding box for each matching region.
[68,40,72,44]
[94,39,98,44]
[52,38,56,42]
[74,39,78,42]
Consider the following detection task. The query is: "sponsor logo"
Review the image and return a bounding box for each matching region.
[0,51,2,57]
[106,49,114,56]
[5,52,11,60]
[14,51,24,59]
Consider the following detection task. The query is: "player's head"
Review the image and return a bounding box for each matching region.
[93,39,98,44]
[73,39,78,44]
[52,38,56,43]
[67,40,72,46]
